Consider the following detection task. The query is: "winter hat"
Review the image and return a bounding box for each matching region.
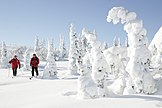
[14,55,17,58]
[33,54,36,56]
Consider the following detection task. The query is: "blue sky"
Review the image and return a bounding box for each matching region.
[0,0,161,47]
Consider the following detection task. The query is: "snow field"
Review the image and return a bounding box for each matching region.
[0,61,162,108]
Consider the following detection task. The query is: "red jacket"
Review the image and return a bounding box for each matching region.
[30,57,39,67]
[9,58,21,68]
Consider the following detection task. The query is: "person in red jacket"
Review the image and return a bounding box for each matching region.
[30,54,39,77]
[9,55,21,76]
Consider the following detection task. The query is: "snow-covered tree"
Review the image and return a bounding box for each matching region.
[14,46,27,61]
[125,37,129,47]
[76,33,88,74]
[107,7,157,94]
[68,24,78,75]
[101,41,109,51]
[54,48,60,61]
[34,36,47,61]
[103,45,127,79]
[59,34,67,60]
[46,39,54,60]
[113,36,118,46]
[43,39,57,79]
[76,34,82,73]
[85,32,109,97]
[34,36,39,53]
[113,36,121,47]
[118,37,121,47]
[77,52,98,99]
[23,48,32,71]
[38,39,47,61]
[0,41,9,68]
[80,28,89,53]
[148,27,162,75]
[148,27,162,60]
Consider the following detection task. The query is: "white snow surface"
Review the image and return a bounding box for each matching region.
[0,61,162,108]
[149,26,162,54]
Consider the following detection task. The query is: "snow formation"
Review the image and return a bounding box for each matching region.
[59,34,67,60]
[43,39,57,79]
[14,46,27,61]
[23,48,32,71]
[68,24,78,75]
[101,41,109,51]
[149,27,162,55]
[107,7,157,94]
[149,27,162,73]
[1,41,9,68]
[77,52,98,99]
[34,36,47,61]
[85,31,109,97]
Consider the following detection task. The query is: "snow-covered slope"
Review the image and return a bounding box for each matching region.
[149,26,162,54]
[0,61,162,108]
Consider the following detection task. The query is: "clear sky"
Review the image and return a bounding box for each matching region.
[0,0,161,47]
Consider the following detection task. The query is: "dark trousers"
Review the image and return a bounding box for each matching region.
[31,67,39,76]
[12,68,17,76]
